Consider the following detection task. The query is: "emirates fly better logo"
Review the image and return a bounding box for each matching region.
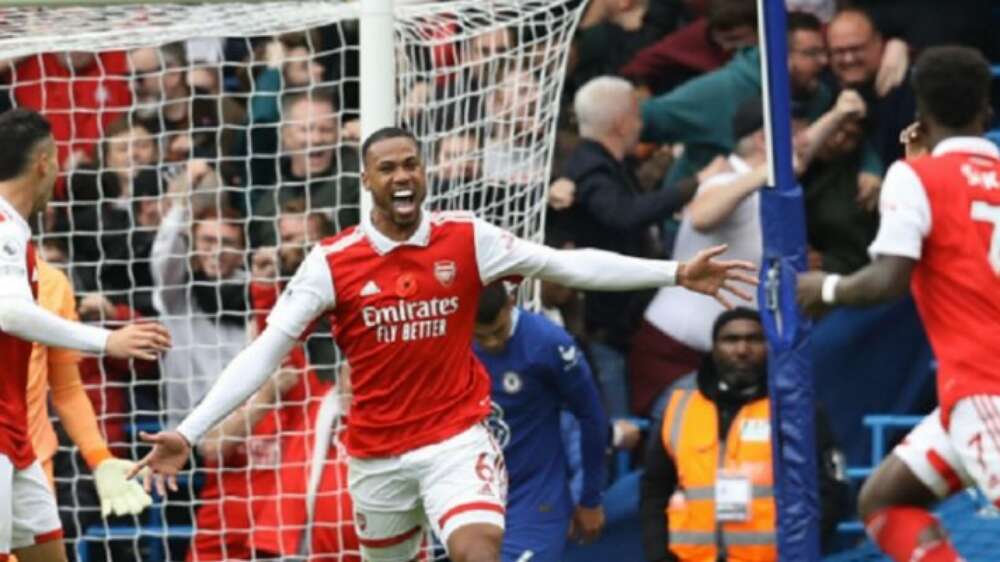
[362,297,460,343]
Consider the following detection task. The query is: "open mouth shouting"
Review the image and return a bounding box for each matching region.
[391,188,418,217]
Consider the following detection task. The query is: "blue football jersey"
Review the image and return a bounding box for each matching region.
[474,308,608,521]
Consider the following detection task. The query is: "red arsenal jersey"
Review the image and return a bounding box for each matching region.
[0,195,39,469]
[267,211,555,457]
[870,137,1000,425]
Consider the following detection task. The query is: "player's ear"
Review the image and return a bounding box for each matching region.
[32,141,53,180]
[981,104,994,132]
[360,169,370,191]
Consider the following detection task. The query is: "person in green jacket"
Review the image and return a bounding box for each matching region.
[641,13,836,190]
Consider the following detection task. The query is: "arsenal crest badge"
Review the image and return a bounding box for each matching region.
[434,260,456,287]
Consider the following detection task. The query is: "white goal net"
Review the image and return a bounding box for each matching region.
[0,0,583,559]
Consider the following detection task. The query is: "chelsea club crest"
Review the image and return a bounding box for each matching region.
[502,371,523,394]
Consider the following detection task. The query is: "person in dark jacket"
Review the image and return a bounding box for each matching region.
[563,76,697,418]
[640,308,849,562]
[826,8,916,169]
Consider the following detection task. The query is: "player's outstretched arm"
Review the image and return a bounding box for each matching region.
[474,219,756,307]
[0,296,170,359]
[128,326,298,493]
[539,244,756,307]
[797,255,915,316]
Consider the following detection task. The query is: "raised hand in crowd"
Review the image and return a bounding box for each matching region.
[548,177,576,210]
[876,38,910,97]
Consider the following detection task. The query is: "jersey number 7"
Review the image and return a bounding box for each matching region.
[971,201,1000,275]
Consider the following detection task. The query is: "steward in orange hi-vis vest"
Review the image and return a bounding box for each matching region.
[661,389,776,562]
[640,309,849,562]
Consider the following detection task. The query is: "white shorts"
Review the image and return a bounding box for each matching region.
[894,396,1000,505]
[0,455,62,556]
[347,423,507,562]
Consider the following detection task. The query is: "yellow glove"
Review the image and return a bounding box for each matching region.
[93,458,153,517]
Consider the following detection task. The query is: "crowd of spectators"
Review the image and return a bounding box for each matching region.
[1,0,999,560]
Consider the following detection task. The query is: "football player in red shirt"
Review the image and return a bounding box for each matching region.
[798,46,1000,562]
[134,127,756,562]
[0,109,170,562]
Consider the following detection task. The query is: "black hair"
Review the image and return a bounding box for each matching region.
[476,282,511,324]
[361,126,420,166]
[0,109,53,182]
[280,86,339,117]
[711,307,762,342]
[911,45,992,131]
[786,10,822,35]
[707,0,758,32]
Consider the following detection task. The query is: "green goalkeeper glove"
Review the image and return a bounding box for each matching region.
[93,458,153,517]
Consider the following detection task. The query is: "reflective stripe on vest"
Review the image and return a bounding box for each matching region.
[670,530,776,547]
[682,485,775,501]
[666,388,695,454]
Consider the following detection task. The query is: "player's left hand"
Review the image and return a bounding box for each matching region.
[676,245,758,309]
[569,505,605,544]
[796,271,828,317]
[128,431,191,496]
[94,458,153,518]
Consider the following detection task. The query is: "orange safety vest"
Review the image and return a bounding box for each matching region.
[660,388,777,562]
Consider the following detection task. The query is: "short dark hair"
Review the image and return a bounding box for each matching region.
[0,109,53,182]
[476,282,511,324]
[361,126,420,166]
[912,45,992,130]
[280,86,338,117]
[711,307,762,342]
[193,204,246,246]
[708,0,758,32]
[786,10,822,36]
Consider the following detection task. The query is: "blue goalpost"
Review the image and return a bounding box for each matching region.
[756,1,821,560]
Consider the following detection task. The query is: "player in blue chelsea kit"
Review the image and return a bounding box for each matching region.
[473,283,609,562]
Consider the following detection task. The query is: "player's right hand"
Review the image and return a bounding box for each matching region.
[569,504,606,544]
[106,322,172,361]
[129,431,191,496]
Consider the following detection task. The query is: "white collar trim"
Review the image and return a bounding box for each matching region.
[360,208,432,255]
[931,136,1000,159]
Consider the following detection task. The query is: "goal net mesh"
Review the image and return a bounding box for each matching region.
[0,0,583,559]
